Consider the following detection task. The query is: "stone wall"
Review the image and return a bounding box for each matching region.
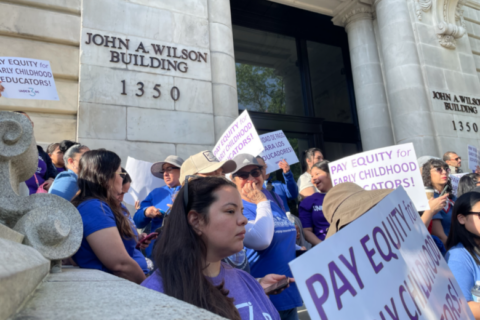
[0,0,80,145]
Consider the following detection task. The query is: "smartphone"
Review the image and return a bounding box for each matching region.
[135,232,158,249]
[264,277,290,295]
[440,184,449,197]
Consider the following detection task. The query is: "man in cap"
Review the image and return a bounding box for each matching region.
[323,182,392,239]
[179,150,236,184]
[133,155,184,258]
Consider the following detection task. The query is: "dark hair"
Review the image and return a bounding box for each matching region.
[154,177,241,320]
[302,147,322,172]
[121,167,132,185]
[59,140,77,154]
[311,160,330,174]
[47,143,60,154]
[72,150,135,239]
[446,192,480,264]
[457,174,480,198]
[443,151,456,162]
[421,159,453,199]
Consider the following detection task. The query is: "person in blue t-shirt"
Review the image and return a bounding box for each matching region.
[446,191,480,318]
[231,154,303,320]
[256,157,298,212]
[72,150,147,284]
[133,155,184,258]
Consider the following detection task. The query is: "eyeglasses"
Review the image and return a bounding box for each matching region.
[183,175,201,208]
[452,157,461,161]
[163,166,179,174]
[432,166,450,174]
[467,212,480,218]
[232,168,262,180]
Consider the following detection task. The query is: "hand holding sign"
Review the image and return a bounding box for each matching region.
[278,159,290,174]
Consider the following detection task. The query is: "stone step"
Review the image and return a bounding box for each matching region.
[0,223,24,244]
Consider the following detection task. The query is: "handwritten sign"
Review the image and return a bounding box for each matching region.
[468,145,480,172]
[123,157,165,206]
[451,173,469,197]
[258,130,299,174]
[0,57,58,100]
[213,110,264,161]
[328,143,428,211]
[289,187,474,320]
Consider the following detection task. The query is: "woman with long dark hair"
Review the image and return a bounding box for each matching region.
[446,192,480,318]
[297,147,323,199]
[142,176,280,320]
[422,159,456,244]
[72,150,147,284]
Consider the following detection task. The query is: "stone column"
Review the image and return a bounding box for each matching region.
[374,0,439,156]
[334,4,395,151]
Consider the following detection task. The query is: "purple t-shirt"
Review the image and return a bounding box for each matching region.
[298,193,330,241]
[142,262,280,320]
[25,155,47,195]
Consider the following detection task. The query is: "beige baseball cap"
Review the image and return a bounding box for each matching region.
[180,150,236,184]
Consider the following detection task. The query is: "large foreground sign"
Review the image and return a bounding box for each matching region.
[0,57,59,100]
[290,187,474,320]
[328,143,429,211]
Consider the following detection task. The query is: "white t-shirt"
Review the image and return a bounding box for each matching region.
[297,171,319,193]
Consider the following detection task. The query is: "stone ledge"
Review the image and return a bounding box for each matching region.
[0,224,24,243]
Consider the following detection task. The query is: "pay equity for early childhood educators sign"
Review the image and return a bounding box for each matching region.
[213,110,264,161]
[259,130,299,175]
[0,57,59,100]
[328,143,429,211]
[290,187,474,320]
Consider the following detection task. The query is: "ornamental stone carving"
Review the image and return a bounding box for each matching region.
[332,1,373,27]
[415,0,466,49]
[0,111,82,263]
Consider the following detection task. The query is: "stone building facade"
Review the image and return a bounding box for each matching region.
[1,0,480,166]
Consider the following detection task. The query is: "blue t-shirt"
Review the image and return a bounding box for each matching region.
[446,242,480,302]
[264,171,299,211]
[432,192,456,236]
[73,199,148,274]
[49,169,79,201]
[133,185,180,258]
[243,190,302,311]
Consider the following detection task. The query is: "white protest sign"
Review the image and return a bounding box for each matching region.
[451,173,468,197]
[213,110,264,161]
[258,130,299,174]
[468,145,480,171]
[0,57,59,100]
[290,187,474,320]
[328,143,429,211]
[123,157,165,206]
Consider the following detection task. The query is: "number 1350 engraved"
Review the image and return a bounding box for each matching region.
[120,80,180,101]
[452,121,478,132]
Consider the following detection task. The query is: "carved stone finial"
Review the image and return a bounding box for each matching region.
[0,111,83,264]
[415,0,433,20]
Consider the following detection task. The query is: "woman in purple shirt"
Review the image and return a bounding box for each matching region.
[299,160,332,245]
[142,176,284,320]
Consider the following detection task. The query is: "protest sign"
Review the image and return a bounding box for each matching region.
[328,143,429,211]
[468,145,480,171]
[123,157,165,206]
[0,57,59,100]
[289,187,474,320]
[213,110,264,161]
[451,173,468,197]
[258,130,299,174]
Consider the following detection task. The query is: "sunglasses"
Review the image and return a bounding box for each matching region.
[452,157,461,161]
[163,167,179,174]
[232,168,262,180]
[432,166,450,174]
[118,172,127,178]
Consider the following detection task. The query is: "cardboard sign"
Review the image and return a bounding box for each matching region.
[328,143,429,211]
[213,110,264,161]
[258,130,299,174]
[468,145,480,172]
[123,157,165,206]
[289,187,474,320]
[0,57,59,100]
[451,173,469,197]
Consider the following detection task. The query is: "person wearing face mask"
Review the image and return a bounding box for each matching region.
[48,144,90,201]
[133,155,184,258]
[299,160,332,246]
[230,154,302,320]
[179,150,236,185]
[422,159,456,245]
[72,150,147,283]
[142,176,285,320]
[446,192,480,318]
[297,148,323,199]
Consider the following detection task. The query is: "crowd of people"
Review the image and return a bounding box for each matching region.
[12,108,480,319]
